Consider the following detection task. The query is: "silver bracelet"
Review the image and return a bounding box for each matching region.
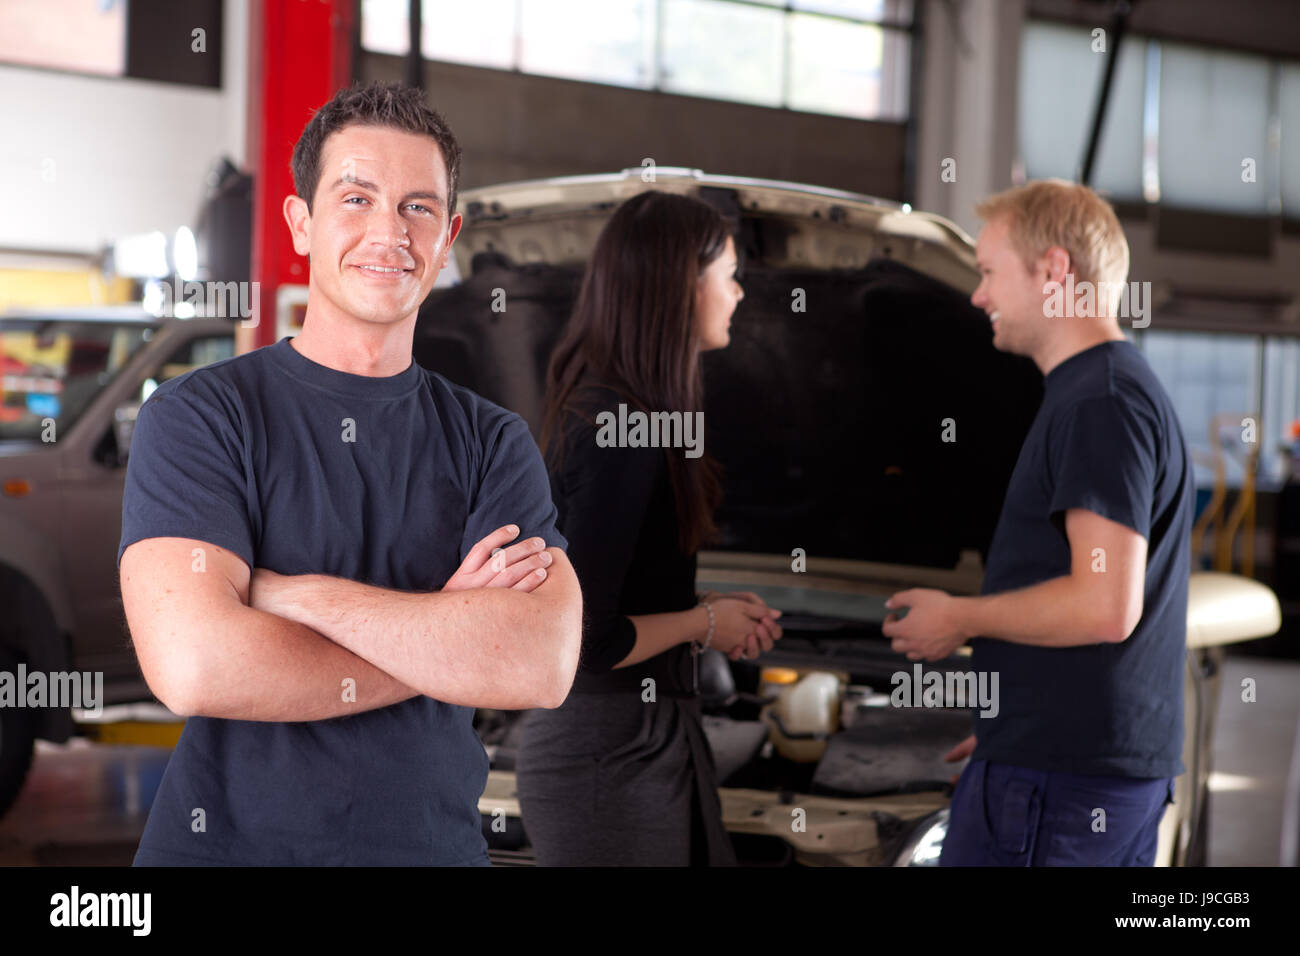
[696,601,715,653]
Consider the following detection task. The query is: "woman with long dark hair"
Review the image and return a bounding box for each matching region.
[516,190,783,866]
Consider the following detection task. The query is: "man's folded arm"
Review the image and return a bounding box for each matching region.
[121,536,584,719]
[264,547,583,710]
[120,537,420,721]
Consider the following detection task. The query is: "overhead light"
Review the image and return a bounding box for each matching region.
[174,226,198,281]
[113,231,169,279]
[142,280,165,315]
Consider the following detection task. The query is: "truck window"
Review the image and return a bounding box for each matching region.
[0,321,155,442]
[136,334,235,403]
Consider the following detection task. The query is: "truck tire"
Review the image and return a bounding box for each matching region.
[0,648,37,819]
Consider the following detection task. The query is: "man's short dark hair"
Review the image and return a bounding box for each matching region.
[291,81,462,217]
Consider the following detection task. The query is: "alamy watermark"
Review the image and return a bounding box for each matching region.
[1043,276,1150,328]
[890,664,999,718]
[144,277,259,326]
[50,885,150,936]
[0,665,103,717]
[595,403,704,459]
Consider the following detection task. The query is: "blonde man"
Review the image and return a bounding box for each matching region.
[883,180,1192,865]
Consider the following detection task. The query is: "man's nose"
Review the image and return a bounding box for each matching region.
[368,206,410,248]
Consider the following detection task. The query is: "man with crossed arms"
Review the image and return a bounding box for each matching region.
[119,82,581,866]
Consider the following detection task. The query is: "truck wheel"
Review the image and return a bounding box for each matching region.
[0,649,37,819]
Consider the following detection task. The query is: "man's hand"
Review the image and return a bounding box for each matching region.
[943,733,976,785]
[248,525,554,619]
[248,535,579,709]
[881,588,971,661]
[444,524,553,593]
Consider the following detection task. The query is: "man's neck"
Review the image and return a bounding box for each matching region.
[1034,322,1127,377]
[290,307,416,378]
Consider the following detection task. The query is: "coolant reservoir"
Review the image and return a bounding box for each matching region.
[764,671,841,762]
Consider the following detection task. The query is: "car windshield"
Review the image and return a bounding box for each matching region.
[0,319,156,442]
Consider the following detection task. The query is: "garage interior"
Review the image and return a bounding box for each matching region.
[1,0,1299,870]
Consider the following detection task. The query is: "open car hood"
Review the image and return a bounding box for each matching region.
[454,167,981,293]
[420,168,1045,574]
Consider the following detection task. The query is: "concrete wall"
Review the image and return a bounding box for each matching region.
[0,0,248,257]
[361,51,908,202]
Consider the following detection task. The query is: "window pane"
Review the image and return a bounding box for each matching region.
[0,322,153,442]
[0,0,125,76]
[422,0,519,69]
[1141,331,1260,488]
[788,14,906,120]
[660,0,784,108]
[1280,65,1300,219]
[518,0,654,87]
[1018,22,1145,198]
[1158,45,1272,214]
[361,0,410,56]
[1261,338,1300,490]
[793,0,913,20]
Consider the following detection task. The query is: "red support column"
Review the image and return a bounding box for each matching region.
[240,0,355,353]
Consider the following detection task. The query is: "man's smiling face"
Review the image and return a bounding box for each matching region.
[288,123,462,328]
[971,214,1049,358]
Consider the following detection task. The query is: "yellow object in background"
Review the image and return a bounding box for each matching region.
[0,266,134,314]
[81,721,184,749]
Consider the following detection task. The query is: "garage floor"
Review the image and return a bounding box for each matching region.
[2,655,1297,867]
[1206,656,1300,866]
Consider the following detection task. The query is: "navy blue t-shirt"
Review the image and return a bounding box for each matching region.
[970,340,1193,779]
[118,336,566,865]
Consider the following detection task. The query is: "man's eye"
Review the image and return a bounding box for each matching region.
[406,203,432,214]
[344,196,367,205]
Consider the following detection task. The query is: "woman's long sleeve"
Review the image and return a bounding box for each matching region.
[555,417,664,673]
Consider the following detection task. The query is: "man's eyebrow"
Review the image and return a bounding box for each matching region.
[329,176,446,208]
[404,191,446,208]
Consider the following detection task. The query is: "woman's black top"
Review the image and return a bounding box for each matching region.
[550,383,698,697]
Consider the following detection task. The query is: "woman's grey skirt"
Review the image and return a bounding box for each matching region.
[515,691,737,866]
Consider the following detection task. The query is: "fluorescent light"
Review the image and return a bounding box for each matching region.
[174,226,198,281]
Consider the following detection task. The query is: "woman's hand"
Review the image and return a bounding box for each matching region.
[706,596,783,661]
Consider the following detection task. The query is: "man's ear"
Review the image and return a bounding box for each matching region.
[283,194,312,257]
[439,212,464,268]
[1041,245,1071,287]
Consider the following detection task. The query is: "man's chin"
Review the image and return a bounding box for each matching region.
[990,327,1023,356]
[346,300,421,326]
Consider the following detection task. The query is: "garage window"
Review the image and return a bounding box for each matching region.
[1138,330,1261,489]
[1135,330,1300,493]
[1019,21,1297,217]
[362,0,912,121]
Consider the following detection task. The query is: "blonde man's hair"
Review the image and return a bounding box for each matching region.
[975,179,1131,295]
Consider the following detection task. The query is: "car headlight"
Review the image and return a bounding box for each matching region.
[893,808,949,867]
